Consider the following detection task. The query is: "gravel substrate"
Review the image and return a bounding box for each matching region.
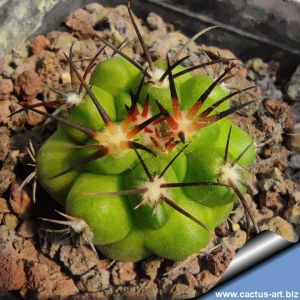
[0,3,299,299]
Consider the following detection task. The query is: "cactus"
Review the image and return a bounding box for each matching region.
[19,2,259,262]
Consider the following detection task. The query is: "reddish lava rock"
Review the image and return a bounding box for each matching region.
[0,79,13,100]
[66,9,95,38]
[0,238,26,291]
[31,35,50,54]
[112,262,136,285]
[15,70,44,99]
[9,181,33,219]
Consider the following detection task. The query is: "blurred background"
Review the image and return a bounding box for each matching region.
[1,0,300,77]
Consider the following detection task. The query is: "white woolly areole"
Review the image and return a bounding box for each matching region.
[101,125,127,149]
[142,176,166,205]
[148,67,169,88]
[176,114,194,139]
[71,219,94,240]
[65,92,83,106]
[220,163,241,186]
[71,219,87,233]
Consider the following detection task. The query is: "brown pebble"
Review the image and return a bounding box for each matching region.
[259,191,286,215]
[196,270,220,293]
[116,280,158,299]
[170,283,197,300]
[184,272,199,289]
[8,96,27,131]
[205,244,235,276]
[0,100,10,125]
[0,126,10,161]
[9,181,33,219]
[264,99,294,131]
[26,98,47,126]
[142,257,163,280]
[3,213,19,230]
[26,261,78,298]
[19,239,39,263]
[38,51,63,87]
[60,245,98,276]
[0,198,10,213]
[66,9,95,38]
[17,220,36,238]
[15,70,44,98]
[260,216,298,242]
[0,79,13,100]
[112,262,136,285]
[166,255,200,280]
[78,269,110,292]
[0,239,26,291]
[31,35,50,54]
[288,124,300,151]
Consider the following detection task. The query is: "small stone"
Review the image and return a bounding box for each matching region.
[112,262,136,285]
[15,70,44,98]
[223,230,247,250]
[284,203,300,226]
[26,98,47,126]
[147,12,167,31]
[0,56,14,78]
[37,51,63,87]
[158,278,173,297]
[26,261,79,298]
[60,245,98,276]
[17,220,36,238]
[215,222,231,237]
[0,239,26,291]
[170,283,197,300]
[291,102,300,123]
[166,255,200,280]
[31,35,50,54]
[0,100,10,125]
[264,99,294,132]
[184,272,199,288]
[258,168,285,192]
[284,179,296,194]
[288,123,300,151]
[3,213,19,230]
[8,97,27,131]
[260,117,282,142]
[19,239,39,262]
[47,31,77,59]
[260,216,298,242]
[96,259,113,270]
[0,79,13,100]
[259,191,286,215]
[291,190,300,203]
[246,58,269,77]
[205,244,235,276]
[142,257,163,280]
[0,198,10,213]
[9,181,33,218]
[85,3,108,26]
[232,223,241,232]
[0,127,9,161]
[289,153,300,169]
[284,191,300,226]
[196,270,219,293]
[66,9,95,38]
[78,269,110,292]
[287,64,300,101]
[116,280,158,299]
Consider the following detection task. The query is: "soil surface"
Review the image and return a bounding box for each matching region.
[0,3,299,299]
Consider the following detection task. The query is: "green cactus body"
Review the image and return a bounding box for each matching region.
[37,55,255,261]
